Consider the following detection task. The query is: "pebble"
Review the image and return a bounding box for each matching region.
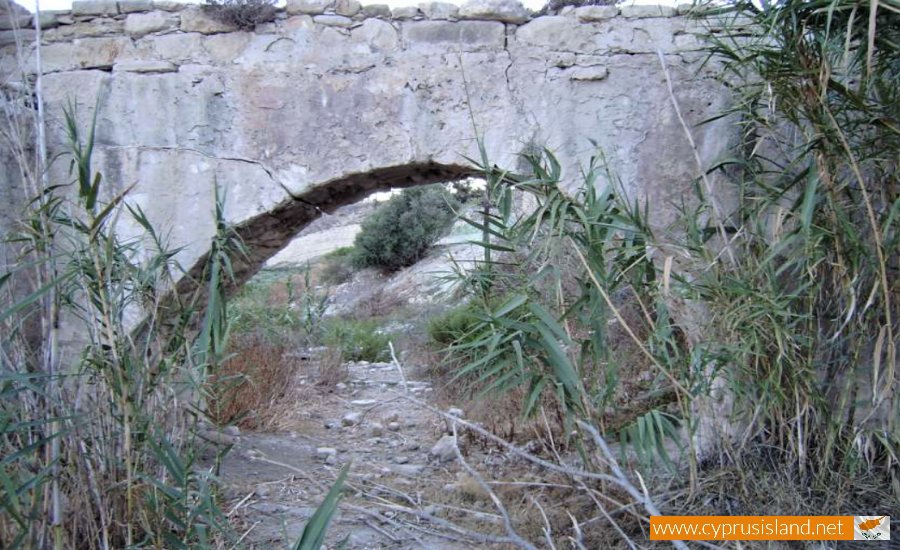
[448,407,465,418]
[341,412,362,426]
[351,399,378,406]
[316,447,338,460]
[369,422,384,437]
[394,456,409,464]
[325,455,339,465]
[384,411,399,423]
[387,422,401,432]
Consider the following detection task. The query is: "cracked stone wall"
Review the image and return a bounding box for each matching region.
[1,0,738,297]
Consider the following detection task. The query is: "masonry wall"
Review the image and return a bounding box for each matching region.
[0,0,738,283]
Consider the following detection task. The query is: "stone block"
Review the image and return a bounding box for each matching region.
[180,7,238,34]
[71,1,119,16]
[118,0,152,13]
[313,14,353,27]
[125,11,176,38]
[620,4,676,18]
[391,5,419,19]
[286,0,333,15]
[113,59,177,72]
[575,5,618,22]
[361,3,390,17]
[458,0,528,24]
[402,20,504,45]
[334,0,360,16]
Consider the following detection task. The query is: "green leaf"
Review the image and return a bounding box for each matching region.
[293,463,350,550]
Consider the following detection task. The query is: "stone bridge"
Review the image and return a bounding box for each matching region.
[1,0,736,287]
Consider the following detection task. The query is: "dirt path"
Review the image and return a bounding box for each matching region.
[216,360,478,549]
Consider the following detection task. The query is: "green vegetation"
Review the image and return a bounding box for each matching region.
[352,186,459,272]
[439,0,900,505]
[0,104,343,549]
[427,301,482,347]
[323,318,391,363]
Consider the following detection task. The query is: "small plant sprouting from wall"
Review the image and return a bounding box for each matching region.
[202,0,277,30]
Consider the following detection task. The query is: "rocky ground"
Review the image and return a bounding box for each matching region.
[213,358,517,550]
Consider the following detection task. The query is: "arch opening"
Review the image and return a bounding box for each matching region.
[174,162,480,309]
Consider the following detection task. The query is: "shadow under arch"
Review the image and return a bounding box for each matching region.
[170,161,480,319]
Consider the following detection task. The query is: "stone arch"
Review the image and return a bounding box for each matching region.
[174,161,479,303]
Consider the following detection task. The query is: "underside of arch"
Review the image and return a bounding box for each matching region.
[172,161,479,316]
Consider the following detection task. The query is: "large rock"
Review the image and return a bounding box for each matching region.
[459,0,528,23]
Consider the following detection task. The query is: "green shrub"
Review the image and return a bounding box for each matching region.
[427,302,482,347]
[323,319,390,362]
[352,186,459,272]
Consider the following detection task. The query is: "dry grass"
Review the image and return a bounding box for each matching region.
[208,335,304,430]
[315,347,350,387]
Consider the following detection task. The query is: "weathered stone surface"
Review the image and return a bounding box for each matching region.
[44,19,123,41]
[459,0,528,23]
[37,13,61,29]
[113,59,177,72]
[7,12,735,364]
[514,16,594,50]
[181,7,239,34]
[568,65,608,81]
[150,32,207,63]
[43,37,133,71]
[286,0,333,15]
[418,1,458,20]
[620,4,676,18]
[361,3,390,18]
[125,11,177,38]
[113,59,177,73]
[0,14,30,30]
[402,20,504,47]
[71,0,119,16]
[341,412,361,426]
[575,5,618,22]
[0,28,33,46]
[390,5,418,19]
[118,0,153,13]
[313,14,353,27]
[153,0,184,11]
[334,0,360,16]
